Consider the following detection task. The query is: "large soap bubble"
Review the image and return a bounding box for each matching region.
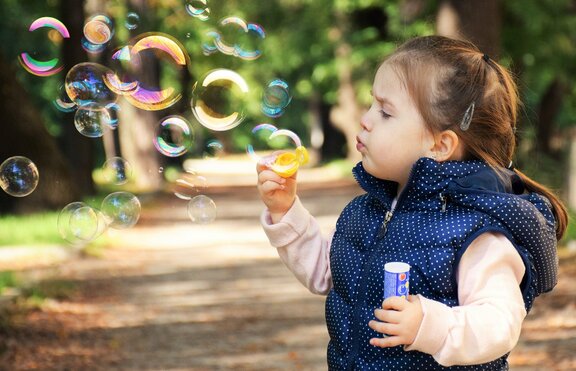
[0,156,39,197]
[101,192,141,229]
[65,62,118,108]
[18,17,70,77]
[83,14,114,45]
[191,69,249,131]
[58,202,108,244]
[261,79,291,118]
[74,103,112,138]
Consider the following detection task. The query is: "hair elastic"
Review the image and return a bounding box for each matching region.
[460,102,475,131]
[482,54,490,62]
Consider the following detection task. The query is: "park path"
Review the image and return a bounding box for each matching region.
[0,168,575,370]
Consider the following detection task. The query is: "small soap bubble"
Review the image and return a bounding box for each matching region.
[174,170,208,200]
[69,206,99,241]
[187,195,216,224]
[153,116,194,157]
[125,12,140,30]
[103,103,120,129]
[262,79,291,118]
[0,156,39,197]
[101,191,141,229]
[191,69,249,131]
[65,62,117,108]
[81,36,107,54]
[202,139,224,159]
[102,157,132,185]
[215,17,265,60]
[185,0,210,21]
[52,84,77,113]
[74,103,111,138]
[83,14,114,45]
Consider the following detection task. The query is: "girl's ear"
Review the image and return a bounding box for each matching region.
[430,130,463,161]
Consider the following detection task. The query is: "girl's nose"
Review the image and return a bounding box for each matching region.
[360,112,371,130]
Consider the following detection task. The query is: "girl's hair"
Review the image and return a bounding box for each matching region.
[385,35,568,240]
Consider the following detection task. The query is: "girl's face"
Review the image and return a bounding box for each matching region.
[356,63,435,190]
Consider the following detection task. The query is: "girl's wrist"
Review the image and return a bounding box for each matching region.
[269,211,287,224]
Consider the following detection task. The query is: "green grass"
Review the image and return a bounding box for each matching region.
[0,212,61,246]
[0,271,17,294]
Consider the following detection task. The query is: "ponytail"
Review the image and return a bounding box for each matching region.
[513,168,568,240]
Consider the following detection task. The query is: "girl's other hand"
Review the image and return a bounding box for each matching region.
[368,295,423,348]
[256,154,297,223]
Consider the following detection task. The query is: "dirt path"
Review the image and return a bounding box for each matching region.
[1,182,575,370]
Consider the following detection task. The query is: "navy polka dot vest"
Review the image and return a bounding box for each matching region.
[326,158,557,370]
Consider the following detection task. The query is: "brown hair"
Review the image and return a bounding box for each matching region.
[385,35,568,240]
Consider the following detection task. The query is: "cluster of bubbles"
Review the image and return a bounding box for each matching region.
[202,16,265,60]
[17,4,304,241]
[58,191,141,245]
[0,156,39,197]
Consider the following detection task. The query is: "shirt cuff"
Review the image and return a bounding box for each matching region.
[404,295,453,355]
[260,197,311,247]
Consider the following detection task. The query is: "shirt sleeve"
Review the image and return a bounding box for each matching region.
[261,196,333,295]
[404,232,527,366]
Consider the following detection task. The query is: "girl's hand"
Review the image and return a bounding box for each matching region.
[256,155,297,223]
[368,295,423,348]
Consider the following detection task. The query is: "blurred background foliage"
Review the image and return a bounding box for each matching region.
[0,0,575,242]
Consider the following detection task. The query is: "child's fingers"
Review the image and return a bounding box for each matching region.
[381,296,408,311]
[369,335,404,348]
[259,179,285,194]
[258,169,286,186]
[368,320,398,336]
[373,308,401,324]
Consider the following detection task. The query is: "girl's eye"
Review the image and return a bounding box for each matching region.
[380,110,392,119]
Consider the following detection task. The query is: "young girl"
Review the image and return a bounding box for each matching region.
[257,35,568,370]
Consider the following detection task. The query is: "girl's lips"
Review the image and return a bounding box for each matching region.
[356,136,365,152]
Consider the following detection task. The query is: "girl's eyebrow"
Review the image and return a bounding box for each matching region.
[370,89,397,111]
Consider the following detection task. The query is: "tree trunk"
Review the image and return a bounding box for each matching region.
[0,53,78,213]
[60,0,96,197]
[117,0,163,191]
[536,78,566,157]
[436,0,502,59]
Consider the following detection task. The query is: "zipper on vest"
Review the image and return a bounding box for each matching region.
[377,210,393,239]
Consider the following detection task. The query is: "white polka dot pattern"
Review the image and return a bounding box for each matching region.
[325,158,557,370]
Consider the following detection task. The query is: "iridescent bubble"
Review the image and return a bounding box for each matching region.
[191,69,249,131]
[68,206,99,241]
[74,103,111,138]
[245,123,278,162]
[83,14,114,45]
[52,84,77,113]
[103,103,120,129]
[201,30,220,56]
[101,191,141,229]
[174,170,208,200]
[102,46,141,96]
[153,116,194,157]
[58,202,107,244]
[0,156,39,197]
[261,79,291,118]
[125,12,140,30]
[186,0,210,21]
[102,157,132,185]
[81,36,107,54]
[215,17,265,60]
[19,17,70,77]
[65,62,118,107]
[124,33,189,111]
[187,195,216,224]
[203,140,224,159]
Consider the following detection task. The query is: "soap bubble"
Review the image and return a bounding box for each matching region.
[83,14,114,45]
[102,46,141,96]
[212,17,265,60]
[186,0,210,21]
[101,191,141,229]
[261,79,291,118]
[81,36,108,54]
[102,157,132,185]
[74,103,111,138]
[187,195,216,224]
[0,156,39,197]
[203,139,224,159]
[123,33,189,111]
[19,17,70,77]
[191,69,249,131]
[103,103,120,129]
[58,202,107,244]
[153,116,194,157]
[65,62,117,108]
[125,12,140,30]
[173,170,208,200]
[52,84,77,113]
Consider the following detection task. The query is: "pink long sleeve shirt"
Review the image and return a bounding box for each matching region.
[261,197,527,367]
